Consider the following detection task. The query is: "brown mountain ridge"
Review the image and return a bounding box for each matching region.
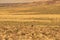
[0,0,60,7]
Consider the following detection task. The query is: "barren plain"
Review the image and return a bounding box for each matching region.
[0,1,60,40]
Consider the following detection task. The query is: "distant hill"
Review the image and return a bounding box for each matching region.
[32,0,60,5]
[0,0,60,7]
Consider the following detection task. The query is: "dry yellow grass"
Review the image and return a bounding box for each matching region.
[0,3,60,40]
[0,21,60,40]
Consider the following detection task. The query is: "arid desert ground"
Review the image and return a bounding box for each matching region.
[0,1,60,40]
